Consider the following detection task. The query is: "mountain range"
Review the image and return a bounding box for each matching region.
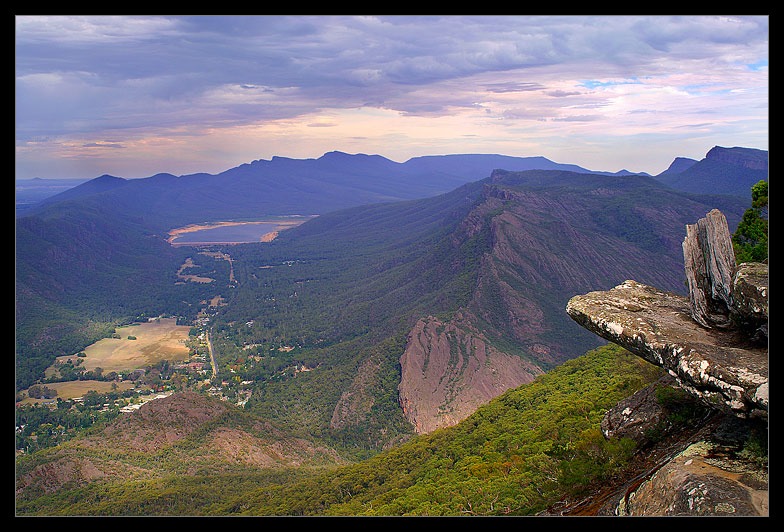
[17,151,654,228]
[17,145,763,223]
[15,145,765,514]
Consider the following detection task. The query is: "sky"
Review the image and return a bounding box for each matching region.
[15,15,768,180]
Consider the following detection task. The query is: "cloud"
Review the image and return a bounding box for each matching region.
[16,16,768,126]
[80,141,126,148]
[546,89,582,97]
[15,15,768,178]
[484,82,545,93]
[551,114,603,122]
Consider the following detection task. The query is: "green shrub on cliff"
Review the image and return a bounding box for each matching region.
[733,180,768,264]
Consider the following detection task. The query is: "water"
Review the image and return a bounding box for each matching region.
[173,222,281,244]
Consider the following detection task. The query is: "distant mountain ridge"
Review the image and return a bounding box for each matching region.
[32,174,128,207]
[657,157,698,176]
[705,146,768,170]
[654,146,768,198]
[21,145,765,226]
[14,145,768,517]
[20,151,651,229]
[15,146,761,394]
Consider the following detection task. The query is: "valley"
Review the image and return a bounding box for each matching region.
[15,147,766,516]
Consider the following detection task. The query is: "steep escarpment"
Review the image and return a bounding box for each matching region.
[397,171,748,435]
[705,146,768,171]
[654,146,768,197]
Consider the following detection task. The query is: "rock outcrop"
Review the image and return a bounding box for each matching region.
[567,209,767,420]
[566,279,768,420]
[398,313,543,434]
[731,262,769,342]
[600,374,678,445]
[617,416,768,516]
[682,209,737,328]
[565,208,768,516]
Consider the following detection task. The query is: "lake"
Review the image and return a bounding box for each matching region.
[172,222,281,244]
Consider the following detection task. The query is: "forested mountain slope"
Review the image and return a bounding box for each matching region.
[15,391,350,515]
[16,158,758,516]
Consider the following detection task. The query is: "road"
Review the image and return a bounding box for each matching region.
[207,328,218,379]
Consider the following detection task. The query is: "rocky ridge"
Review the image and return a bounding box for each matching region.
[706,146,768,171]
[395,172,748,437]
[565,209,768,516]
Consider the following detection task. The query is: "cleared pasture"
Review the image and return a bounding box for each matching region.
[19,380,135,405]
[55,318,191,373]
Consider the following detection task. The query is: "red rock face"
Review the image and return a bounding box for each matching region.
[398,314,543,434]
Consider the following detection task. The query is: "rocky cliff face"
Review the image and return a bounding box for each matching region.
[565,209,768,516]
[398,312,543,434]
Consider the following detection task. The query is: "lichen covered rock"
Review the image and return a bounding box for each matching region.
[619,433,768,516]
[731,262,769,341]
[601,375,676,444]
[566,280,767,420]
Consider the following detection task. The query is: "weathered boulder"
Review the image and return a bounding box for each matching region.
[601,375,676,444]
[681,208,768,342]
[618,416,768,516]
[566,280,768,420]
[731,262,769,341]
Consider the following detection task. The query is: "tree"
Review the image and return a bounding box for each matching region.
[733,180,768,264]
